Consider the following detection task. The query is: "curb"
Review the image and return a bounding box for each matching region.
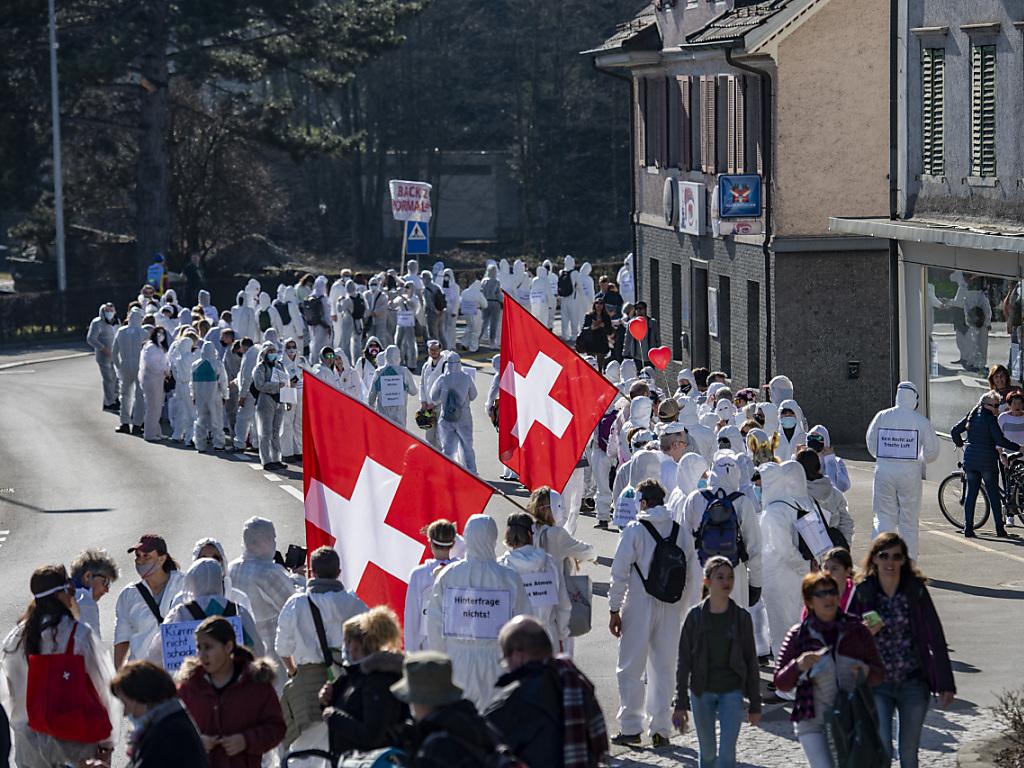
[0,351,92,370]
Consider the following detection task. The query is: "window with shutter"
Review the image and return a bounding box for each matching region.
[657,77,669,167]
[680,77,692,170]
[970,44,996,178]
[716,75,729,174]
[727,76,737,173]
[921,48,945,177]
[637,77,647,167]
[701,76,717,174]
[735,77,746,173]
[666,77,680,168]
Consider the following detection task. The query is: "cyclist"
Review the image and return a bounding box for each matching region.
[997,390,1024,525]
[951,390,1019,538]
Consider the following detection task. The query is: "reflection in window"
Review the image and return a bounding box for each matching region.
[927,268,1016,432]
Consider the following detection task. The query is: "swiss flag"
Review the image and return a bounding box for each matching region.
[498,293,618,492]
[302,373,494,624]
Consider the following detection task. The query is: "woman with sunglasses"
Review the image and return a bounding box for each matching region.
[847,533,955,768]
[774,572,884,768]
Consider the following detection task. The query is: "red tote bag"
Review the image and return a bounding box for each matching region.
[26,622,112,743]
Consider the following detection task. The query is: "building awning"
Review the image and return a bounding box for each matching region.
[829,216,1024,254]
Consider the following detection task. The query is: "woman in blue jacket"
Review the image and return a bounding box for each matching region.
[951,390,1019,537]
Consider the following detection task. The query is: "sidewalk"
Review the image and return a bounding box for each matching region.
[0,340,91,369]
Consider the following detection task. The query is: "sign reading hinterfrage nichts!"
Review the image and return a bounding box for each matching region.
[389,180,432,222]
[876,428,919,460]
[442,587,511,640]
[161,616,244,672]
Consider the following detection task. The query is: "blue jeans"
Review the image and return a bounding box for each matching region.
[873,677,930,768]
[690,689,745,768]
[964,468,1004,533]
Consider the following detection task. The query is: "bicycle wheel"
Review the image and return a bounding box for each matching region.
[938,472,990,529]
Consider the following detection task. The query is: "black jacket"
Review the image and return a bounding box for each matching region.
[400,699,507,768]
[128,705,209,768]
[327,652,408,756]
[486,661,563,766]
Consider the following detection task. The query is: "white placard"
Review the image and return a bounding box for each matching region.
[461,299,478,316]
[389,179,432,222]
[613,492,640,528]
[529,289,548,306]
[161,616,243,672]
[279,386,297,405]
[796,512,834,563]
[877,428,919,460]
[397,310,415,328]
[520,569,559,607]
[442,587,511,640]
[379,373,405,407]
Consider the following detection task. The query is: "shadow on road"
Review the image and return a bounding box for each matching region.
[930,578,1024,600]
[0,497,111,514]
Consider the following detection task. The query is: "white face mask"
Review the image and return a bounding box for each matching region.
[103,310,115,320]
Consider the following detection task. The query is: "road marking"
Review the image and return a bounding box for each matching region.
[0,351,91,370]
[279,485,303,501]
[246,462,262,470]
[927,529,1024,565]
[263,473,282,482]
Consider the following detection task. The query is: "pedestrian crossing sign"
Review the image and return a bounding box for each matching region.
[405,220,430,255]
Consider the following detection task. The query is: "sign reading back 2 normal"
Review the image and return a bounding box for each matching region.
[389,180,432,222]
[877,428,919,460]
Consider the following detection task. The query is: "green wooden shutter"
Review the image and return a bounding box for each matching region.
[971,44,996,178]
[921,48,944,176]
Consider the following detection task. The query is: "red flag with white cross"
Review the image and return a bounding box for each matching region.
[302,373,494,624]
[498,293,619,492]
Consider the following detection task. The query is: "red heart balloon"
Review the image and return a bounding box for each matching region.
[648,346,671,371]
[628,316,648,341]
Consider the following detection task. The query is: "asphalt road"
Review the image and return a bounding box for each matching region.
[2,341,1024,765]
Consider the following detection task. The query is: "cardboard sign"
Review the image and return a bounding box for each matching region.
[796,512,834,563]
[442,587,511,640]
[520,569,559,607]
[877,428,919,460]
[396,310,415,328]
[161,616,243,672]
[379,373,405,407]
[613,492,640,528]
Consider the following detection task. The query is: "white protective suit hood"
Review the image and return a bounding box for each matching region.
[717,425,744,453]
[677,368,698,394]
[513,260,526,279]
[262,328,280,348]
[128,308,144,328]
[620,359,638,384]
[564,255,575,271]
[258,292,271,311]
[678,397,700,427]
[276,284,287,302]
[808,424,832,447]
[445,353,463,375]
[624,253,633,269]
[778,398,805,425]
[604,360,621,384]
[256,341,277,365]
[345,282,359,298]
[627,450,663,488]
[179,308,192,325]
[895,381,919,410]
[760,460,808,507]
[162,289,178,306]
[184,558,227,600]
[200,340,219,364]
[381,344,402,369]
[758,402,780,433]
[245,279,261,305]
[432,261,444,278]
[235,290,247,308]
[709,452,743,493]
[501,545,549,574]
[312,275,328,297]
[491,354,500,373]
[284,286,299,304]
[198,289,211,307]
[769,375,794,405]
[241,517,277,561]
[627,396,653,429]
[192,537,229,564]
[715,400,738,423]
[535,265,548,281]
[676,453,709,497]
[579,262,592,278]
[464,514,498,562]
[706,382,725,403]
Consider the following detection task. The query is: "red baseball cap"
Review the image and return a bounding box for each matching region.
[127,534,167,555]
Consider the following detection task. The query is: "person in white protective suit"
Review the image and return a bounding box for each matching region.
[677,452,762,614]
[617,253,636,305]
[403,260,424,294]
[529,265,552,327]
[190,340,229,451]
[947,270,971,367]
[677,397,717,465]
[232,338,259,450]
[426,514,529,711]
[252,341,288,470]
[87,302,120,410]
[675,368,699,401]
[543,259,558,327]
[511,260,532,308]
[138,327,170,442]
[593,402,620,527]
[404,520,460,653]
[667,453,710,522]
[767,374,794,407]
[865,381,940,560]
[776,399,807,461]
[963,279,992,372]
[608,479,701,745]
[807,424,851,492]
[612,450,663,531]
[559,255,584,343]
[273,285,305,348]
[195,289,217,322]
[243,278,261,310]
[391,281,420,368]
[498,513,571,652]
[189,537,255,616]
[656,422,690,494]
[230,290,260,344]
[368,344,418,428]
[460,279,488,352]
[227,517,299,688]
[579,262,596,310]
[480,263,503,347]
[336,281,363,366]
[419,341,447,449]
[438,268,460,351]
[152,558,264,661]
[160,288,181,315]
[354,336,382,401]
[306,276,332,366]
[430,353,478,474]
[169,331,200,444]
[328,273,349,348]
[716,425,745,455]
[361,276,389,347]
[311,345,364,401]
[497,258,514,296]
[757,401,780,438]
[759,460,822,661]
[279,338,305,460]
[112,308,149,434]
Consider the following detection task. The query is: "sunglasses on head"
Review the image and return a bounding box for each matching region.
[877,550,905,562]
[813,586,839,598]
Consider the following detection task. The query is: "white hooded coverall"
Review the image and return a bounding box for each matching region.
[86,305,119,407]
[112,309,148,427]
[307,276,332,366]
[139,336,169,441]
[460,280,488,351]
[865,381,940,560]
[560,255,584,343]
[429,354,477,474]
[368,345,418,428]
[498,545,571,650]
[191,341,229,451]
[252,342,288,466]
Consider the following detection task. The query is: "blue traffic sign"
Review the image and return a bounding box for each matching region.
[405,220,430,255]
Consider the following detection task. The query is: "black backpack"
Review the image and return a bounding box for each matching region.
[633,520,687,603]
[696,489,746,566]
[433,287,447,312]
[350,294,366,320]
[273,299,292,327]
[184,601,238,620]
[557,269,575,298]
[301,295,325,327]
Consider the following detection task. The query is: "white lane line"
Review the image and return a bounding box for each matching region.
[263,473,282,482]
[927,529,1024,565]
[246,462,262,470]
[279,485,303,501]
[0,530,9,534]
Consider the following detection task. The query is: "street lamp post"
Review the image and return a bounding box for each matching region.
[48,0,67,293]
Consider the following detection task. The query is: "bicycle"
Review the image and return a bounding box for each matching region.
[937,448,1024,529]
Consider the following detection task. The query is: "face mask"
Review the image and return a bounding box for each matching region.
[135,560,158,579]
[267,353,278,363]
[103,310,115,320]
[287,349,297,358]
[697,477,708,490]
[679,384,690,394]
[370,285,380,293]
[807,438,825,453]
[753,486,763,505]
[780,416,798,430]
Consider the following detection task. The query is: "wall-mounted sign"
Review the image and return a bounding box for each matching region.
[662,178,677,227]
[718,219,764,236]
[717,174,762,219]
[678,181,705,235]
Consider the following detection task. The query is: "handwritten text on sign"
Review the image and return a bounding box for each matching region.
[161,616,243,672]
[442,587,510,640]
[389,180,433,222]
[877,428,919,460]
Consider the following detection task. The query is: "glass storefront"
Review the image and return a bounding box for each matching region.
[927,267,1016,433]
